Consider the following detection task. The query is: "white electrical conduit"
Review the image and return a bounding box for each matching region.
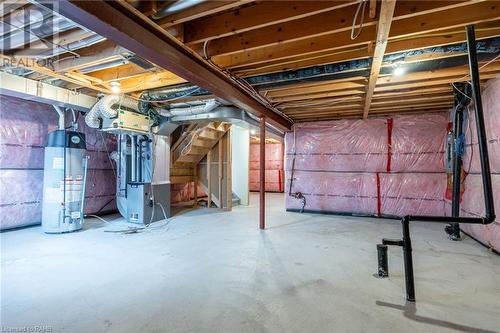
[85,95,138,128]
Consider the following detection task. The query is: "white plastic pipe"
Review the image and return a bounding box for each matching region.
[53,105,65,130]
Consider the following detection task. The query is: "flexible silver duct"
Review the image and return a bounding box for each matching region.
[85,95,138,128]
[161,99,218,117]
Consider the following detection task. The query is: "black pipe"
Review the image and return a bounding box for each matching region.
[377,25,496,303]
[466,25,496,221]
[377,244,389,277]
[402,217,415,302]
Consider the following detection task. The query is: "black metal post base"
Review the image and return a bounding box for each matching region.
[377,244,389,277]
[377,218,416,302]
[445,223,461,241]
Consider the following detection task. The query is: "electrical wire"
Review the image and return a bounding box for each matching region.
[99,131,117,179]
[180,125,208,156]
[85,214,112,223]
[202,39,293,122]
[452,53,500,91]
[351,0,368,40]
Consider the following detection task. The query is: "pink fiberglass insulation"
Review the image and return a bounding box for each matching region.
[0,95,117,230]
[285,113,448,217]
[170,183,206,204]
[459,78,500,250]
[249,142,284,192]
[380,173,447,217]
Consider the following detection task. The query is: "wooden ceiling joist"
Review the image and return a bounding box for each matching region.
[234,22,500,77]
[363,0,396,119]
[211,1,499,69]
[203,0,477,57]
[56,0,292,130]
[156,0,254,28]
[184,0,358,45]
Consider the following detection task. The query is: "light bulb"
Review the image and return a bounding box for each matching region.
[393,67,405,76]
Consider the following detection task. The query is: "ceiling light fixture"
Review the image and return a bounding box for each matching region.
[110,81,121,94]
[393,66,405,76]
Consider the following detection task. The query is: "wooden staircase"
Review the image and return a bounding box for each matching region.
[170,122,230,185]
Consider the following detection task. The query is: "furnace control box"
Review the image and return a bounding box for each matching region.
[102,109,150,135]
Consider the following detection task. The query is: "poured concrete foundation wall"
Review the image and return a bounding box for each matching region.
[0,95,116,230]
[249,142,284,192]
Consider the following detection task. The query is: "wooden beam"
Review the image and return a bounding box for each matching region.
[363,0,396,119]
[225,129,232,211]
[369,0,377,18]
[86,63,147,82]
[218,139,223,208]
[207,148,212,208]
[157,0,253,28]
[119,70,187,93]
[57,0,292,130]
[211,1,499,69]
[184,0,357,44]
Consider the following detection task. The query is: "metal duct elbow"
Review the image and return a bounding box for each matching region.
[85,95,138,128]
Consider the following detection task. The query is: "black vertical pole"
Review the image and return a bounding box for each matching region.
[466,25,495,220]
[402,217,415,302]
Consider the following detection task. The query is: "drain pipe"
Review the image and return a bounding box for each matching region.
[376,25,496,302]
[446,83,470,240]
[53,106,65,130]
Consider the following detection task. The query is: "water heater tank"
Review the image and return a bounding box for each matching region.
[42,130,87,233]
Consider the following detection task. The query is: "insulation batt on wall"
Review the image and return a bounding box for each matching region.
[285,113,448,217]
[284,78,500,252]
[249,142,284,192]
[458,78,500,250]
[0,95,117,230]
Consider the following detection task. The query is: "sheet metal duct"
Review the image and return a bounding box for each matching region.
[151,0,205,19]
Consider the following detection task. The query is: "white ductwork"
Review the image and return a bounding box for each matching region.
[0,72,96,111]
[53,106,65,130]
[85,95,138,128]
[161,99,219,117]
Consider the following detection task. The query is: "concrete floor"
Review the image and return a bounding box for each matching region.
[1,193,499,333]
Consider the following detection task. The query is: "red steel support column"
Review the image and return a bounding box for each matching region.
[260,116,266,230]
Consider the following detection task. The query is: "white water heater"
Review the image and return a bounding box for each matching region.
[41,130,88,233]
